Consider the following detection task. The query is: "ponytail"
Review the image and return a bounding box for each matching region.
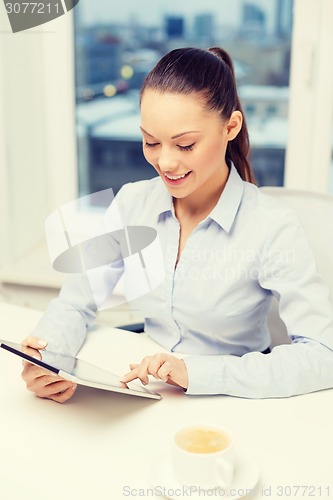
[208,48,255,184]
[141,46,256,184]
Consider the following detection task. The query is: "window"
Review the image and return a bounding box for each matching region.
[73,0,294,196]
[245,104,256,118]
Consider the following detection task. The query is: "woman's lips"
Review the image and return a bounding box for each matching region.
[163,171,192,185]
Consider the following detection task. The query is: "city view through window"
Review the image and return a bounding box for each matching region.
[74,0,293,197]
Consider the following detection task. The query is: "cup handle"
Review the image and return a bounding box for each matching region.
[215,458,234,490]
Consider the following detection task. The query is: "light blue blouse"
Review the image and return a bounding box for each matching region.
[34,165,333,398]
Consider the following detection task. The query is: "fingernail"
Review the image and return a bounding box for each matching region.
[32,355,40,360]
[37,340,47,348]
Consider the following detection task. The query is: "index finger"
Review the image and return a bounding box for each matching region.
[121,367,141,384]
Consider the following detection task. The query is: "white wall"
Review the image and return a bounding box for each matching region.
[285,0,333,192]
[0,7,77,270]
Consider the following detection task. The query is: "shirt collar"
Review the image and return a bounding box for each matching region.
[153,163,245,232]
[209,163,245,233]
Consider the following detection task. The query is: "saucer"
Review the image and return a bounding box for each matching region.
[149,447,259,500]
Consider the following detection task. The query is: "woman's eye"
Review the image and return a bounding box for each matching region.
[178,143,195,151]
[144,142,194,151]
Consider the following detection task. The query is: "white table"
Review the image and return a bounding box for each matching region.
[0,302,332,500]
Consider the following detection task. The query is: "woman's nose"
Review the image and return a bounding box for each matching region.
[157,149,180,171]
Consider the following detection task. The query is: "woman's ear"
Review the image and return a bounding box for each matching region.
[225,110,243,141]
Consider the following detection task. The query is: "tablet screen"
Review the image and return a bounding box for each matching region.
[0,340,161,400]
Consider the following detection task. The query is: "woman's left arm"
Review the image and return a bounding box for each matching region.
[122,211,333,398]
[185,211,333,398]
[121,338,333,397]
[184,340,333,397]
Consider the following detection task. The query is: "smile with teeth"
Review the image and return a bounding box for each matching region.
[164,171,191,180]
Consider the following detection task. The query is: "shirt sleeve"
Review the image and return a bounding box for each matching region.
[184,210,333,398]
[184,340,333,397]
[32,263,125,357]
[32,273,99,356]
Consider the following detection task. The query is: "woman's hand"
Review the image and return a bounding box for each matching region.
[121,353,188,389]
[21,336,77,404]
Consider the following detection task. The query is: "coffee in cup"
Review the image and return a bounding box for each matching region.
[172,423,234,490]
[175,426,231,454]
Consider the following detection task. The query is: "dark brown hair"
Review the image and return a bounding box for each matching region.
[140,47,256,184]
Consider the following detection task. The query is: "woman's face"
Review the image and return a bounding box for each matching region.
[140,90,240,201]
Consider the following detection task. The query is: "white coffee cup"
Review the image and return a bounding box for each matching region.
[172,423,235,490]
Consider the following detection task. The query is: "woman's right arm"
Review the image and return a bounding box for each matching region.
[21,262,124,402]
[20,273,97,402]
[20,184,131,402]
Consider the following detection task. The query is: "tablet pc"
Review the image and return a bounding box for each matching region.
[0,339,161,400]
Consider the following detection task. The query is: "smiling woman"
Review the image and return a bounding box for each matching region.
[19,45,333,402]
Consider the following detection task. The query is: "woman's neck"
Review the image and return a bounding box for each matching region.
[173,167,230,221]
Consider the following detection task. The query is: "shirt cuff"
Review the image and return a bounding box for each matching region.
[183,355,225,395]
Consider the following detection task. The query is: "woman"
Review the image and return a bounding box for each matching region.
[22,47,333,402]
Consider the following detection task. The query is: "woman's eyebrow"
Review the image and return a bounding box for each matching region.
[140,127,200,139]
[171,131,201,139]
[140,127,155,137]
